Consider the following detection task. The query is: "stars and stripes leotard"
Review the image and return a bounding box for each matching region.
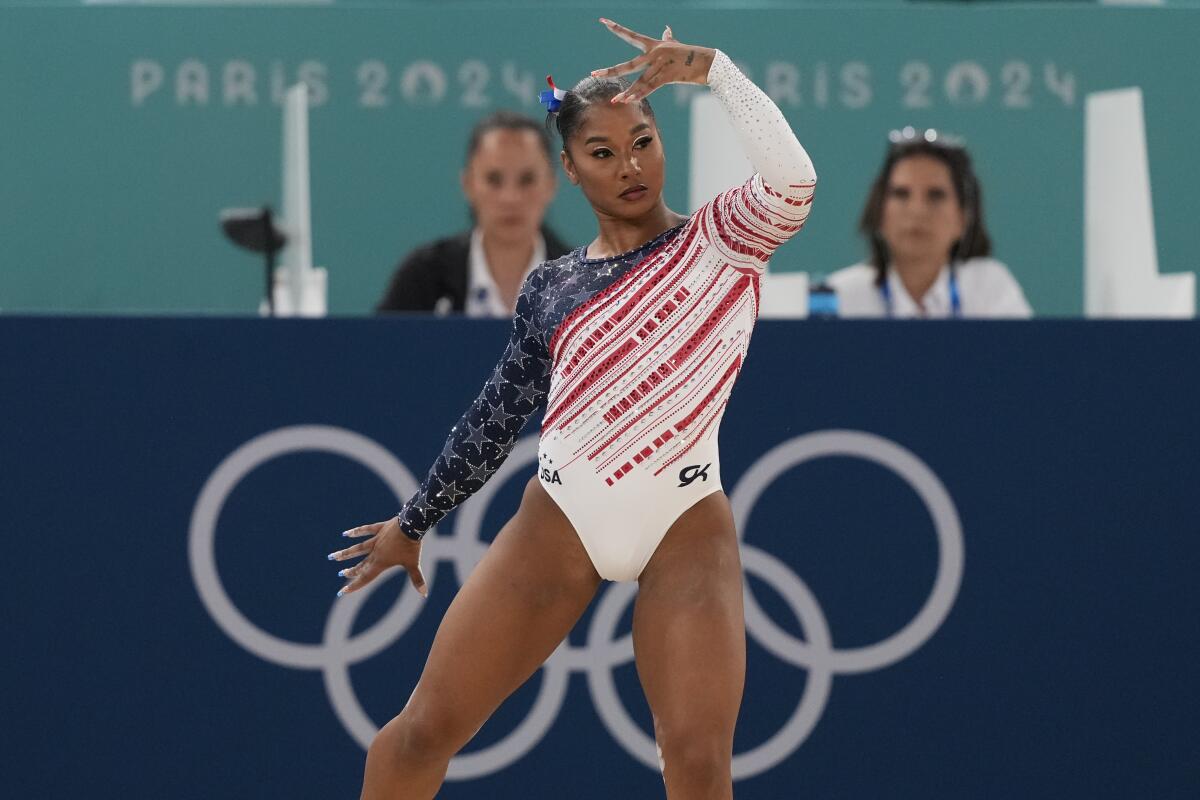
[397,50,816,580]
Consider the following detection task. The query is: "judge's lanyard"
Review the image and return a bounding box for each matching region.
[880,267,962,318]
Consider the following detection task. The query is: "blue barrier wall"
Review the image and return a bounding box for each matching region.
[2,318,1198,797]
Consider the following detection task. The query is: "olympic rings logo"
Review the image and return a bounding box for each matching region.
[189,425,963,781]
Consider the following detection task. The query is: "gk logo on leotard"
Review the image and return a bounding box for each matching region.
[678,463,711,487]
[539,467,563,485]
[190,427,963,784]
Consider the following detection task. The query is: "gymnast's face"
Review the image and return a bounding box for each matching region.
[560,101,666,221]
[461,128,557,246]
[878,155,966,269]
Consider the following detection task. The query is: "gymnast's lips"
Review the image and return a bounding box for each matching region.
[619,184,648,200]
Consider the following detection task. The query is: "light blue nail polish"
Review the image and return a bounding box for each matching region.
[327,553,336,561]
[337,588,346,597]
[341,530,351,537]
[337,569,348,577]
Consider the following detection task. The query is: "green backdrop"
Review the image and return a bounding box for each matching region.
[1,2,1197,315]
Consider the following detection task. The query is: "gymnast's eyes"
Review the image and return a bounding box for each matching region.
[591,137,652,159]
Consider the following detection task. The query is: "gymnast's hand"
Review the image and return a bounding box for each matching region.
[329,517,428,599]
[590,18,716,105]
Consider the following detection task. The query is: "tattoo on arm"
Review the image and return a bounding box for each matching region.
[685,50,695,67]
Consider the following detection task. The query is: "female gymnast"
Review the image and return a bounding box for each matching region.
[329,18,816,799]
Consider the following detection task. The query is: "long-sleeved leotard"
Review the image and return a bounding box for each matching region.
[396,51,816,579]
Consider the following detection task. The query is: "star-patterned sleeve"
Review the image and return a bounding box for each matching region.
[395,266,553,540]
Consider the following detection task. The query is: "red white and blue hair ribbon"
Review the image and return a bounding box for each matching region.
[538,75,566,113]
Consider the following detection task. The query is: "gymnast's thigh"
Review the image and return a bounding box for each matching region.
[632,492,746,740]
[402,477,602,735]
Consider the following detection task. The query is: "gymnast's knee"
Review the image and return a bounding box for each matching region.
[368,707,464,768]
[657,726,733,787]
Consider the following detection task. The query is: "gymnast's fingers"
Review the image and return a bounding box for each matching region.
[338,553,382,596]
[616,62,666,104]
[327,537,376,562]
[341,521,385,539]
[662,25,675,42]
[337,554,426,599]
[599,17,655,52]
[405,560,428,599]
[335,561,363,583]
[591,53,650,79]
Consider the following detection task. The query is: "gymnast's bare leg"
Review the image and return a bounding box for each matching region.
[634,492,745,799]
[358,478,601,799]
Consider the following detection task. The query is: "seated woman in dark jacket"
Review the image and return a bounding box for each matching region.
[376,110,571,316]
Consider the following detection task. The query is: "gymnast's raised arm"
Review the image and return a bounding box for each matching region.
[590,19,816,199]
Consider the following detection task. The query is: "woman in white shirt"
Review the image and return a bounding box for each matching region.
[828,128,1031,318]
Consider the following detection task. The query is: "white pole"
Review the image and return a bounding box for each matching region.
[276,83,327,316]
